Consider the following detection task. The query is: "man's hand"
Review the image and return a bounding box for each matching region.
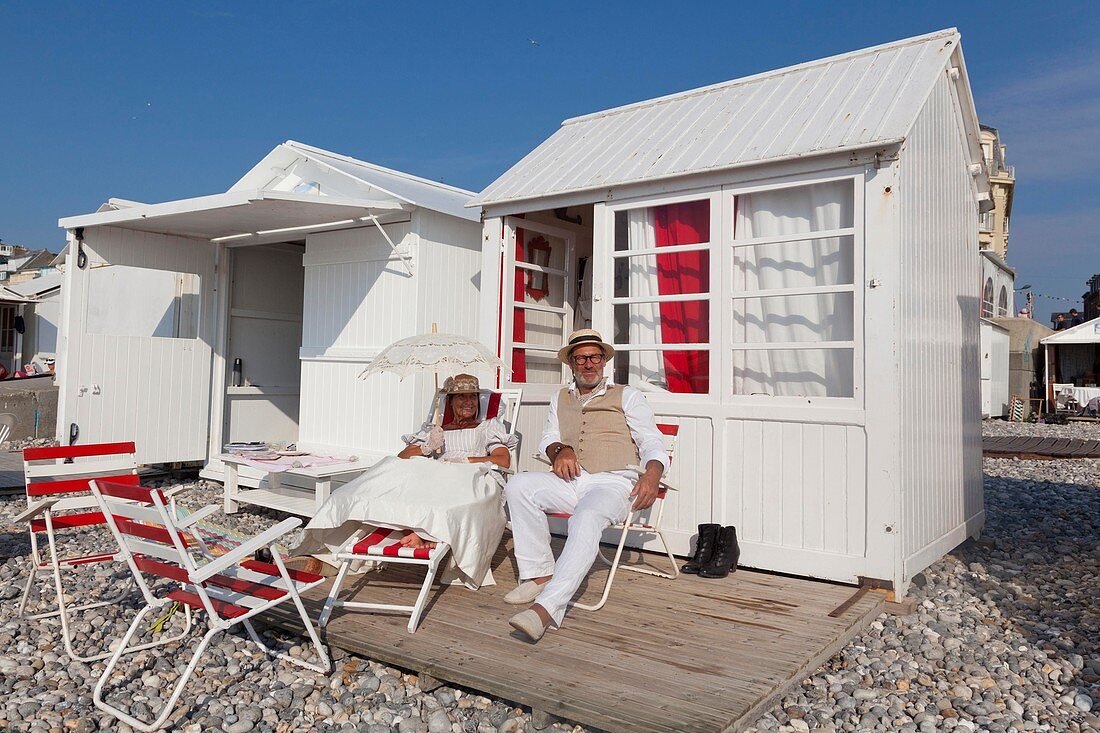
[551,446,581,481]
[629,462,664,511]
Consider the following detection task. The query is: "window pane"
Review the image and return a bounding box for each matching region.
[86,266,201,339]
[732,236,853,292]
[614,302,709,345]
[732,348,853,397]
[519,310,566,347]
[511,350,562,384]
[734,180,853,240]
[517,228,567,271]
[614,252,708,298]
[614,349,709,394]
[732,293,853,344]
[614,200,710,252]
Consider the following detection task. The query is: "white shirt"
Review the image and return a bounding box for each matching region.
[537,379,670,473]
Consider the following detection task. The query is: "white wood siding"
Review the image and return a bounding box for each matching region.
[57,226,216,464]
[897,71,984,585]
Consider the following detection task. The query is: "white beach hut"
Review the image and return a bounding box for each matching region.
[55,141,484,498]
[470,29,989,596]
[1042,317,1100,410]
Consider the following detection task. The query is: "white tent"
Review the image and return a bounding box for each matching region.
[1041,317,1100,408]
[56,142,485,507]
[471,28,987,597]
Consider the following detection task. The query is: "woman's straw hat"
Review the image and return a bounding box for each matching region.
[441,374,481,394]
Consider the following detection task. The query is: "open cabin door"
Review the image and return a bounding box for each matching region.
[57,226,216,465]
[500,217,577,398]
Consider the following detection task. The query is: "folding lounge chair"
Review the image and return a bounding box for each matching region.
[319,387,522,633]
[15,441,191,662]
[89,479,330,733]
[540,421,681,611]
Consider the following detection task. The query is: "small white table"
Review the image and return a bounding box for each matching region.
[1054,384,1100,407]
[221,454,372,517]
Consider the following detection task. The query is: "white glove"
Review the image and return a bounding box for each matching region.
[440,452,469,463]
[420,425,445,455]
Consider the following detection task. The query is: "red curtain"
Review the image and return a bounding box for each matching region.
[653,202,710,393]
[511,227,527,381]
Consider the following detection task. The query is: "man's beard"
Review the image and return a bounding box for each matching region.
[574,372,603,389]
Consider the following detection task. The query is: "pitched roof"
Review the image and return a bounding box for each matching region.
[471,29,972,208]
[232,141,480,222]
[1042,317,1100,345]
[5,272,62,299]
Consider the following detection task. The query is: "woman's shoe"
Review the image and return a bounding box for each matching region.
[283,556,340,578]
[682,523,720,574]
[698,526,739,579]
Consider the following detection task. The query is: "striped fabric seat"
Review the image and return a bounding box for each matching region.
[351,527,441,560]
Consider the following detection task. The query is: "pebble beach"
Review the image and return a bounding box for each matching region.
[0,421,1096,732]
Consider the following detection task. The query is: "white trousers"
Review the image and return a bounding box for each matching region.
[505,470,633,626]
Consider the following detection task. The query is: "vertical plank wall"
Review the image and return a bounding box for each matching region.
[60,226,216,464]
[897,70,984,582]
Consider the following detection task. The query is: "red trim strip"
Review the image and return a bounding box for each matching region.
[134,555,190,583]
[167,589,248,619]
[40,551,117,567]
[377,543,432,560]
[27,473,139,497]
[546,512,572,519]
[30,511,105,532]
[24,442,136,461]
[116,517,185,547]
[94,481,165,504]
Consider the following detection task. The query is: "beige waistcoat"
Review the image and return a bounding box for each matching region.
[557,384,639,474]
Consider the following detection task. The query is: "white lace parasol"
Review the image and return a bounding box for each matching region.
[358,332,508,380]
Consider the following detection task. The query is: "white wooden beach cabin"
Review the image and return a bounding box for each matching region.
[471,29,988,596]
[55,141,483,502]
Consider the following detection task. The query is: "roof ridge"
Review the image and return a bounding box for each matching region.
[284,140,476,197]
[562,28,959,126]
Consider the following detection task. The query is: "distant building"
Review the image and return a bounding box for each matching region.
[978,125,1015,261]
[1084,274,1099,321]
[0,243,57,283]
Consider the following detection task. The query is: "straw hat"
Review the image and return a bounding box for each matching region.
[441,373,481,394]
[557,329,616,364]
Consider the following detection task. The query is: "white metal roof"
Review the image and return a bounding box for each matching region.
[232,141,481,222]
[471,28,970,208]
[1042,317,1100,345]
[5,272,62,299]
[58,190,402,240]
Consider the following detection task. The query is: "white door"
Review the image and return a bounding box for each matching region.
[57,226,216,464]
[222,244,304,445]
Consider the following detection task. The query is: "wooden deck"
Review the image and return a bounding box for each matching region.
[983,435,1100,459]
[264,535,882,733]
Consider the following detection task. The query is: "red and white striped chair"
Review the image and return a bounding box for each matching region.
[542,421,681,612]
[15,442,192,662]
[89,479,330,733]
[318,387,521,633]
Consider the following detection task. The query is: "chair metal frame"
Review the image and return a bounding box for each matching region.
[319,387,521,633]
[539,421,681,612]
[89,479,330,732]
[15,441,191,662]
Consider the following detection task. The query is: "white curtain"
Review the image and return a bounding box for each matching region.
[624,208,666,387]
[732,180,854,397]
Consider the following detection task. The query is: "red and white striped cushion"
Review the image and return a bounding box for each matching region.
[351,527,437,560]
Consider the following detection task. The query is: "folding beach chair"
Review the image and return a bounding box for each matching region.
[15,441,191,662]
[89,479,330,733]
[318,387,521,633]
[541,421,681,611]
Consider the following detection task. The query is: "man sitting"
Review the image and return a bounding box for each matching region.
[504,329,668,641]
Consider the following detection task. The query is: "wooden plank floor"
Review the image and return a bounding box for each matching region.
[983,435,1100,459]
[264,535,882,733]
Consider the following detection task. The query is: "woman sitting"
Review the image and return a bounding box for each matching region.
[289,374,516,586]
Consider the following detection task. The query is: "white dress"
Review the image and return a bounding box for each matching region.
[293,419,518,588]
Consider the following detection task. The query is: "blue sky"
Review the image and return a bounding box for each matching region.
[1,1,1097,322]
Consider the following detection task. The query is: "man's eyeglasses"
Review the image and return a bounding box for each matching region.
[570,353,606,366]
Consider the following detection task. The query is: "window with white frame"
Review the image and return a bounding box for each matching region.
[610,198,712,394]
[729,178,857,398]
[981,277,994,318]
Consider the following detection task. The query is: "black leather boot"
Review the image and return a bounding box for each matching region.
[699,526,739,578]
[682,523,720,574]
